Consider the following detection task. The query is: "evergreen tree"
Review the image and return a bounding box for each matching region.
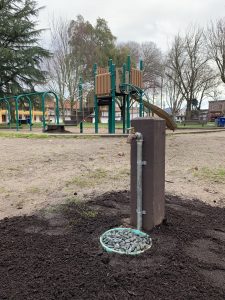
[0,0,50,97]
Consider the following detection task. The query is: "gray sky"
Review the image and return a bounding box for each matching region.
[37,0,225,50]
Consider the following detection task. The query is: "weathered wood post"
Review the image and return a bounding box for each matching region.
[130,117,166,231]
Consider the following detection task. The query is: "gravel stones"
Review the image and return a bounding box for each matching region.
[100,228,152,255]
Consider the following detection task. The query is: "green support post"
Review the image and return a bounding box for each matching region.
[15,98,19,131]
[110,63,116,134]
[139,59,144,117]
[28,97,32,131]
[108,59,114,133]
[41,93,46,131]
[79,77,83,133]
[122,95,126,134]
[126,94,130,131]
[55,93,60,125]
[122,63,127,133]
[108,102,112,133]
[126,56,131,131]
[93,63,98,133]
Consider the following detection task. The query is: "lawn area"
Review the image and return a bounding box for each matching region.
[177,122,216,129]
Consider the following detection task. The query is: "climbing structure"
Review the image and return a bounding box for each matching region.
[94,56,176,133]
[0,91,60,131]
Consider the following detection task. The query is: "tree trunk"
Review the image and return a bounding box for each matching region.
[59,98,65,122]
[186,100,192,120]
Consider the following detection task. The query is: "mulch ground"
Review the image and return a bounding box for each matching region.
[0,191,224,300]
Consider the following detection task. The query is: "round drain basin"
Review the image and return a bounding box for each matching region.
[100,227,152,255]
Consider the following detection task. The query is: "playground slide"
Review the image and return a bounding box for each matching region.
[131,93,176,131]
[142,100,177,131]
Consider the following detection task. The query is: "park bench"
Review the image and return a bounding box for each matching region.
[44,124,66,133]
[19,119,31,125]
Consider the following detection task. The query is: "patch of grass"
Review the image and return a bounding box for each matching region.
[193,167,225,183]
[177,122,216,129]
[65,196,83,204]
[0,132,49,139]
[59,198,98,219]
[79,208,98,218]
[109,168,130,181]
[0,187,7,192]
[89,168,108,179]
[66,176,90,188]
[119,168,130,176]
[71,201,98,218]
[66,168,109,188]
[27,186,40,193]
[0,131,101,140]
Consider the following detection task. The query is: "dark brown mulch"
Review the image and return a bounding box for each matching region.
[0,191,224,300]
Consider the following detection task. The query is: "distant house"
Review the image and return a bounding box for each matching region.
[0,99,60,124]
[99,104,142,124]
[0,108,47,124]
[164,107,185,123]
[208,100,225,121]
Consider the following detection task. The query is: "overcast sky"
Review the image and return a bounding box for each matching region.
[37,0,225,50]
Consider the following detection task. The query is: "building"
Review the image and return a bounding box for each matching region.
[164,107,186,123]
[0,108,46,124]
[0,99,65,124]
[208,100,225,121]
[99,104,142,124]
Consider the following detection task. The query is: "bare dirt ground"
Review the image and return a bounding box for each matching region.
[0,130,225,219]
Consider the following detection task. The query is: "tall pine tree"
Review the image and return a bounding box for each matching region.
[0,0,50,97]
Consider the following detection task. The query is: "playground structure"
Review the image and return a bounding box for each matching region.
[93,56,176,133]
[62,55,176,133]
[0,56,176,133]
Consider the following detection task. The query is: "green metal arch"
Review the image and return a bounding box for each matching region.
[15,95,33,131]
[41,91,59,130]
[0,91,60,131]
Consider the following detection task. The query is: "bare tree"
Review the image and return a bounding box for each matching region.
[165,72,184,117]
[141,42,164,94]
[45,18,79,121]
[166,27,218,119]
[206,18,225,84]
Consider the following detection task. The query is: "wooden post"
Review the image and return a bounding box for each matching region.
[130,117,166,231]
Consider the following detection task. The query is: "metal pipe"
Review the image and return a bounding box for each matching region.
[135,132,143,231]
